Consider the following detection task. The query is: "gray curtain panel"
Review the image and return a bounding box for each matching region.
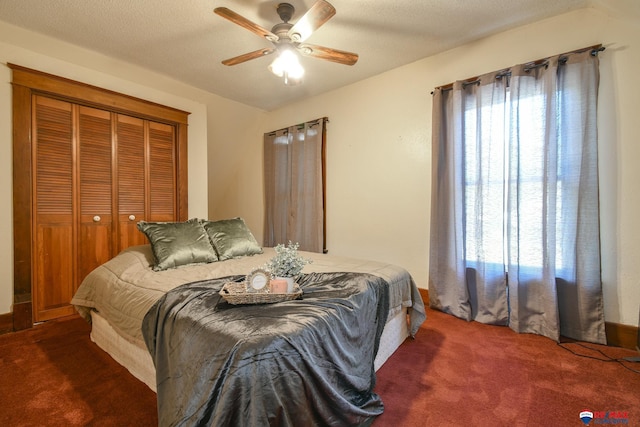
[264,119,325,253]
[430,50,606,344]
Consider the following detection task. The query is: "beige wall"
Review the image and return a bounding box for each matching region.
[0,21,264,314]
[261,5,640,327]
[206,97,265,231]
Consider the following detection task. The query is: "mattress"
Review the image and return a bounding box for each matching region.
[73,245,426,392]
[91,305,409,392]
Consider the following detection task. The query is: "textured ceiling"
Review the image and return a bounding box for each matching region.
[0,0,591,111]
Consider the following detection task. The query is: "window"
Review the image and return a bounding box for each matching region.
[429,49,606,343]
[464,90,570,271]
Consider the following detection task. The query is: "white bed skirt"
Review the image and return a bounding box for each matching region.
[90,306,409,392]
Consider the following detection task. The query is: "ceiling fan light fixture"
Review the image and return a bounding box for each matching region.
[215,0,357,82]
[268,48,305,85]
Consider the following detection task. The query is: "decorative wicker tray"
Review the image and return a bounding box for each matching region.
[219,281,303,305]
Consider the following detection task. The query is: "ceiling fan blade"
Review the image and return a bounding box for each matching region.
[288,0,336,43]
[221,48,275,66]
[214,7,278,42]
[298,44,358,66]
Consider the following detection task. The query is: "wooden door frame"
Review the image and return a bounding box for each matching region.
[10,64,189,331]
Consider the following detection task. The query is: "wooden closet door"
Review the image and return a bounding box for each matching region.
[148,121,177,222]
[116,115,178,253]
[77,106,113,284]
[33,96,75,321]
[116,114,147,251]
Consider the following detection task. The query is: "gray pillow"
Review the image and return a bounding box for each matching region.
[202,217,263,261]
[137,218,218,271]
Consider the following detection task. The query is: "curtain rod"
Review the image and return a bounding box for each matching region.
[266,117,328,136]
[267,117,328,136]
[431,44,604,94]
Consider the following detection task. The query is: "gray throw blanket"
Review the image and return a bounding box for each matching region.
[142,271,390,427]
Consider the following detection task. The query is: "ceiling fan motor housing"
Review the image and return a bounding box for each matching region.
[277,3,295,23]
[271,22,294,40]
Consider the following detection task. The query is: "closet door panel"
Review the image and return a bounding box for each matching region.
[116,114,147,251]
[148,121,176,222]
[33,96,75,321]
[78,106,113,283]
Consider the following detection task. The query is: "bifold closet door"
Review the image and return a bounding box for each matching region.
[116,115,177,253]
[77,106,114,285]
[148,121,177,222]
[33,98,115,321]
[116,114,147,251]
[33,96,76,321]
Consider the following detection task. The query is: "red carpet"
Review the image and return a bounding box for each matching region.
[0,315,157,427]
[1,309,639,426]
[373,308,640,426]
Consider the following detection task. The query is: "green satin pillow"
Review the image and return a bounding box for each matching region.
[202,217,263,261]
[137,218,218,271]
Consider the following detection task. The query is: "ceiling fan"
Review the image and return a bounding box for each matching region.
[213,0,359,70]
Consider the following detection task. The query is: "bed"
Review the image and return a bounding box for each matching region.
[71,219,426,426]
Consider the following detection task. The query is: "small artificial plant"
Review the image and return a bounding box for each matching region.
[265,241,312,278]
